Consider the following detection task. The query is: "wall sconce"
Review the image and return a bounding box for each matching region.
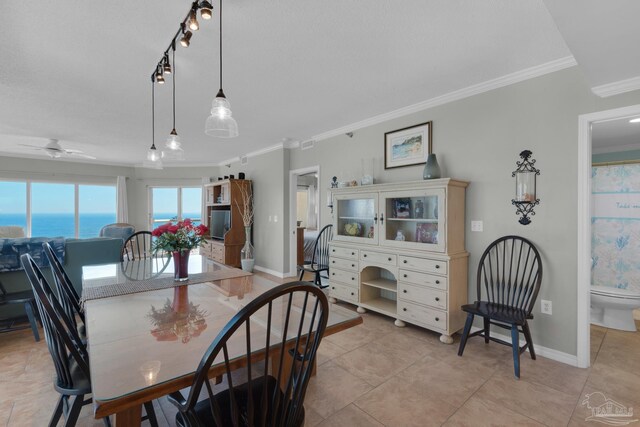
[511,150,540,225]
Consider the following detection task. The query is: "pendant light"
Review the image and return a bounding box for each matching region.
[205,0,238,138]
[146,79,163,169]
[165,43,183,153]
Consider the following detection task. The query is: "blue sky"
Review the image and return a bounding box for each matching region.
[0,182,117,214]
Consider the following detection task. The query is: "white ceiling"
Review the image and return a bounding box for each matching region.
[592,116,640,154]
[0,1,596,167]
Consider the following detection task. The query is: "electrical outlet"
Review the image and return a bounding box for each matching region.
[541,299,552,315]
[268,215,272,222]
[274,215,278,223]
[471,220,483,232]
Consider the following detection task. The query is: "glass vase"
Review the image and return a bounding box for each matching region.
[172,250,190,281]
[241,226,255,272]
[423,154,441,180]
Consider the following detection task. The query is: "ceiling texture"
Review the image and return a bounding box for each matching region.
[0,1,638,167]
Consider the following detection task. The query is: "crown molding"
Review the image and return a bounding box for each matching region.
[591,75,640,98]
[307,56,577,143]
[592,141,640,155]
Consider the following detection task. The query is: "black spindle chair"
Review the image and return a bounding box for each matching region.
[457,236,543,379]
[122,231,155,261]
[21,254,159,427]
[168,281,329,427]
[43,242,86,341]
[298,224,333,288]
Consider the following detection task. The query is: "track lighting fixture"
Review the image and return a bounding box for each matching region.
[147,80,163,168]
[155,66,165,84]
[187,9,199,31]
[180,28,192,48]
[163,54,171,74]
[200,1,213,19]
[166,45,183,154]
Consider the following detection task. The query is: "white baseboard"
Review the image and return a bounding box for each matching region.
[470,326,579,367]
[253,265,289,279]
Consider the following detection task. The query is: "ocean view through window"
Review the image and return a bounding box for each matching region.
[0,180,116,238]
[150,186,202,228]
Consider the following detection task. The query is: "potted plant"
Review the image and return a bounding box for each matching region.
[151,219,208,281]
[235,183,255,272]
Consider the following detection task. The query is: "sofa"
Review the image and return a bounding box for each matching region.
[0,237,123,320]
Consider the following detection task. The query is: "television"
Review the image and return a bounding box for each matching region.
[210,210,231,240]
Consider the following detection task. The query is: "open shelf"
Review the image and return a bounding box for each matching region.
[362,278,397,292]
[386,218,438,223]
[338,216,373,221]
[359,298,396,317]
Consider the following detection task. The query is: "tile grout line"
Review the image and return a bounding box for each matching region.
[5,402,14,427]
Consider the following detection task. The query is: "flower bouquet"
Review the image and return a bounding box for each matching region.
[152,219,208,281]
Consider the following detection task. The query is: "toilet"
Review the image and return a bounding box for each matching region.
[590,286,640,332]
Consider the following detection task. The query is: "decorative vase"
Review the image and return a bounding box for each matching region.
[423,154,441,180]
[241,226,255,272]
[172,250,190,282]
[171,286,189,312]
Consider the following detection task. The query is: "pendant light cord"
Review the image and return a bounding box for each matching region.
[151,81,156,149]
[172,46,176,129]
[219,0,223,91]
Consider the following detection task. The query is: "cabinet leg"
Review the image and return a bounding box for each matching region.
[394,319,406,327]
[356,306,367,314]
[328,296,337,304]
[439,334,454,345]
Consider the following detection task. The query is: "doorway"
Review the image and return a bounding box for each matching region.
[577,103,640,368]
[288,166,320,277]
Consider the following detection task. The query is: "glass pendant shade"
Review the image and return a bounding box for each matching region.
[165,129,182,150]
[147,146,161,162]
[205,92,238,138]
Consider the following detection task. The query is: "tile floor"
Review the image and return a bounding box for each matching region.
[2,277,639,426]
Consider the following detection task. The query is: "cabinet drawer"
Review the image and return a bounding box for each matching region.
[398,269,448,291]
[329,282,358,304]
[330,268,358,285]
[330,246,359,260]
[398,300,447,331]
[330,257,358,271]
[361,251,396,266]
[398,282,447,310]
[398,256,447,274]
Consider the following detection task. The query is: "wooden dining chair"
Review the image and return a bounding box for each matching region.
[168,281,329,427]
[122,231,155,261]
[43,242,86,340]
[298,224,333,288]
[21,253,159,427]
[457,235,543,379]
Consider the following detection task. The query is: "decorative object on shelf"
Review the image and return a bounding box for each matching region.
[330,176,338,188]
[147,287,208,343]
[423,153,441,180]
[414,199,424,218]
[234,182,255,272]
[151,219,208,281]
[511,150,540,225]
[344,222,363,237]
[395,230,406,241]
[229,174,234,179]
[384,121,432,169]
[416,223,438,244]
[367,226,375,239]
[238,172,245,179]
[393,198,412,218]
[361,158,374,185]
[205,0,239,138]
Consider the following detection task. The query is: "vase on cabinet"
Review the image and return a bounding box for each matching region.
[423,154,441,180]
[172,250,190,281]
[241,226,255,272]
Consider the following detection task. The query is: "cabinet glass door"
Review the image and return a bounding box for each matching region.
[380,189,445,252]
[333,193,378,244]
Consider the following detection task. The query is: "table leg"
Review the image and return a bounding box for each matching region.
[270,342,317,391]
[114,404,142,427]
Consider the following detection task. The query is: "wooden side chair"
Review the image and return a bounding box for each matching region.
[122,231,154,261]
[457,235,543,379]
[169,281,329,427]
[298,224,333,288]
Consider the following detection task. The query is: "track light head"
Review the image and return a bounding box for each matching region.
[180,30,192,47]
[155,67,165,84]
[187,9,199,31]
[200,1,213,19]
[163,55,171,74]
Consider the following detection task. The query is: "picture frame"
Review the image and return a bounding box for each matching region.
[392,198,412,218]
[384,121,432,169]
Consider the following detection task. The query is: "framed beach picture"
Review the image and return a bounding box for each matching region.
[384,121,432,169]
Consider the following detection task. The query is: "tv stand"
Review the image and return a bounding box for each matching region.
[201,179,252,268]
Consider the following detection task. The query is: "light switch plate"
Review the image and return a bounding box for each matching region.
[471,220,483,232]
[541,300,552,315]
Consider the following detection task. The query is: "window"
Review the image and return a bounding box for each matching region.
[150,186,202,228]
[0,179,117,238]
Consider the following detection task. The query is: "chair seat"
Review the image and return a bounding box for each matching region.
[178,376,305,427]
[461,301,532,325]
[54,359,92,396]
[0,290,34,305]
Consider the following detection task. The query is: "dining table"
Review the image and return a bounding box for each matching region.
[81,254,362,426]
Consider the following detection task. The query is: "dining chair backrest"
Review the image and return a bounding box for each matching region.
[43,242,84,325]
[99,222,135,241]
[477,235,543,316]
[21,253,90,390]
[310,224,333,270]
[177,281,329,426]
[122,231,155,261]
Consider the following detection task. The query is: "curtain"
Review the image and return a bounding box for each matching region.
[116,176,128,223]
[307,184,317,229]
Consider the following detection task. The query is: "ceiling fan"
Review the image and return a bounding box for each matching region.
[18,139,96,159]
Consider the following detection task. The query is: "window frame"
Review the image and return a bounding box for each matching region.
[148,185,203,230]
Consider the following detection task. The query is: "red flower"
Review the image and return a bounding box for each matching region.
[196,224,208,235]
[167,225,179,234]
[152,222,172,236]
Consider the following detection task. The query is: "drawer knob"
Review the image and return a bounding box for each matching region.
[403,274,407,278]
[403,307,407,312]
[435,280,440,284]
[403,289,407,293]
[435,297,440,302]
[435,265,440,269]
[351,277,355,280]
[403,260,407,264]
[351,292,354,296]
[332,260,335,264]
[388,257,392,261]
[351,264,355,267]
[332,287,335,290]
[351,252,355,255]
[364,254,367,257]
[332,273,335,276]
[435,317,440,322]
[332,249,335,252]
